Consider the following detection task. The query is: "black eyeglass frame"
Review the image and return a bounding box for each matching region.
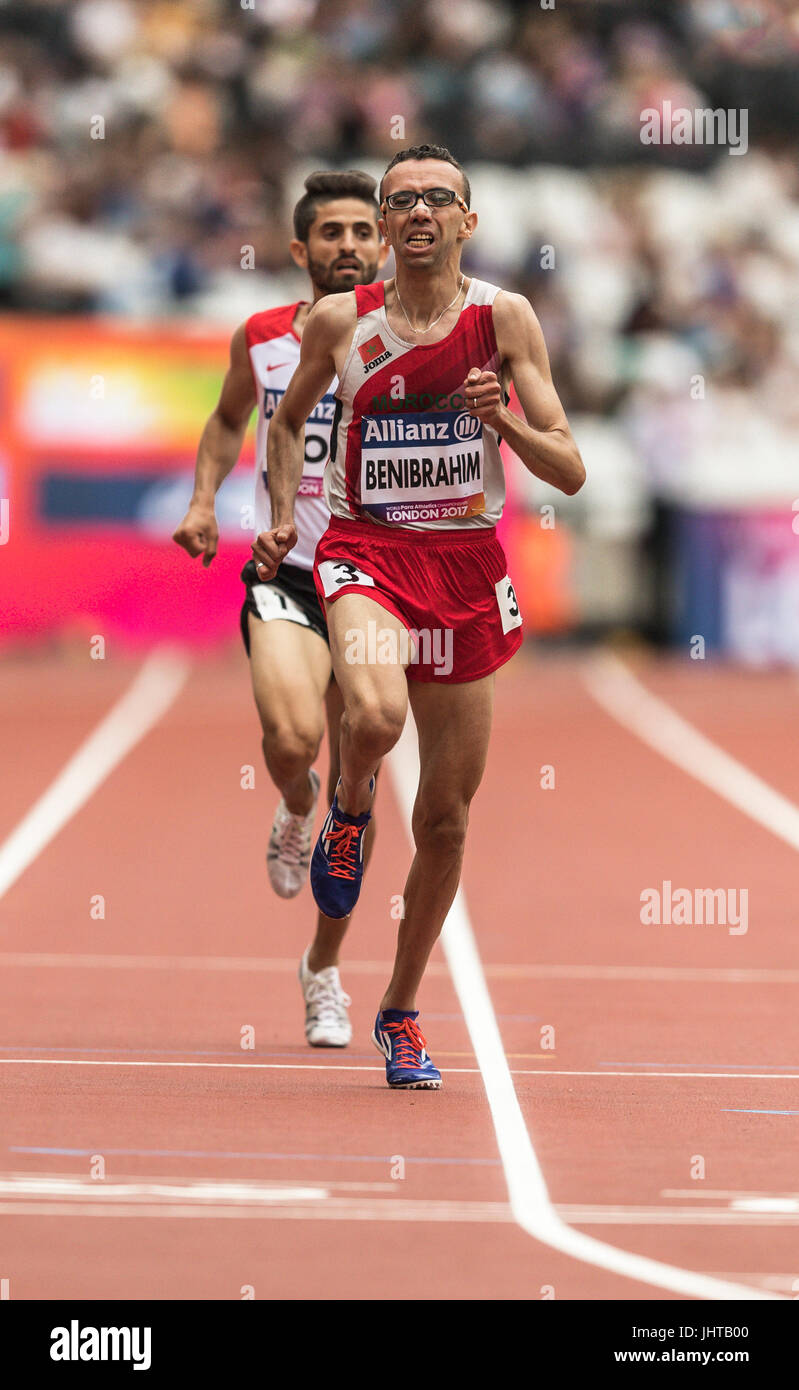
[381,188,470,214]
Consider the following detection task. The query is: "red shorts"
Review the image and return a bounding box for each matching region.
[313,517,523,683]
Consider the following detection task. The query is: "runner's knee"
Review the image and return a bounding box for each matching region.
[342,695,405,759]
[261,718,322,782]
[412,802,469,859]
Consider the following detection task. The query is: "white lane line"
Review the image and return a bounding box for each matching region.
[0,1199,515,1224]
[559,1206,799,1226]
[707,1274,799,1292]
[5,1058,799,1080]
[0,1174,512,1224]
[663,1189,799,1200]
[3,1187,798,1227]
[386,716,783,1303]
[0,1175,328,1203]
[582,651,799,852]
[732,1198,799,1213]
[0,953,407,974]
[0,648,190,902]
[483,963,799,983]
[2,1178,798,1230]
[512,1071,799,1080]
[4,953,799,983]
[0,1059,391,1072]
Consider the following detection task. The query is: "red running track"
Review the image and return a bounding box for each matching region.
[0,644,798,1300]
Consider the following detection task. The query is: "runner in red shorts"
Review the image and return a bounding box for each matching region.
[253,143,585,1088]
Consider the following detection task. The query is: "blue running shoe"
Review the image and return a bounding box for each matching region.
[371,1009,442,1089]
[310,779,374,919]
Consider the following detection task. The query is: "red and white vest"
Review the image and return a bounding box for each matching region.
[245,303,337,571]
[325,278,507,530]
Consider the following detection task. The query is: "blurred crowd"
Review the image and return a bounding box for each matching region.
[2,0,799,536]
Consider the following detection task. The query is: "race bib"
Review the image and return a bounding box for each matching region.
[317,559,376,599]
[495,575,522,634]
[251,583,311,627]
[359,410,486,524]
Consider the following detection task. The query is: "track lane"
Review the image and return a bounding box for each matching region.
[0,651,664,1299]
[2,650,796,1298]
[461,654,798,1293]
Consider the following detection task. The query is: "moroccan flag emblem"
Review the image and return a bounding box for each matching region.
[358,334,386,365]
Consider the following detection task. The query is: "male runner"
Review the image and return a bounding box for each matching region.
[173,170,388,1047]
[253,144,585,1088]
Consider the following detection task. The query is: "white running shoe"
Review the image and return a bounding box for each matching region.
[299,947,352,1048]
[267,769,320,898]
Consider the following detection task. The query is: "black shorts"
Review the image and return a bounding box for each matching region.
[239,559,329,655]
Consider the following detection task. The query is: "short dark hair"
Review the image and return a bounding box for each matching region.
[380,143,470,208]
[293,170,380,241]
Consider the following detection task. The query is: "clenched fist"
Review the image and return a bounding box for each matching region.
[461,367,504,429]
[251,523,298,581]
[172,503,219,568]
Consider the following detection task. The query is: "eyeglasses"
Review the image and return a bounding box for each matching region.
[381,188,469,213]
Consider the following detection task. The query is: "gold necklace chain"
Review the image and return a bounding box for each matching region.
[394,273,465,336]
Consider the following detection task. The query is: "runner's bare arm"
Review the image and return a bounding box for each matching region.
[462,292,585,497]
[266,295,352,528]
[172,323,256,566]
[254,296,354,579]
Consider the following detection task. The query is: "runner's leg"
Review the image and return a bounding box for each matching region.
[380,673,495,1011]
[247,612,331,813]
[305,678,378,972]
[249,611,355,1039]
[324,592,409,815]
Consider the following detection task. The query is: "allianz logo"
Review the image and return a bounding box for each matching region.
[362,412,481,445]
